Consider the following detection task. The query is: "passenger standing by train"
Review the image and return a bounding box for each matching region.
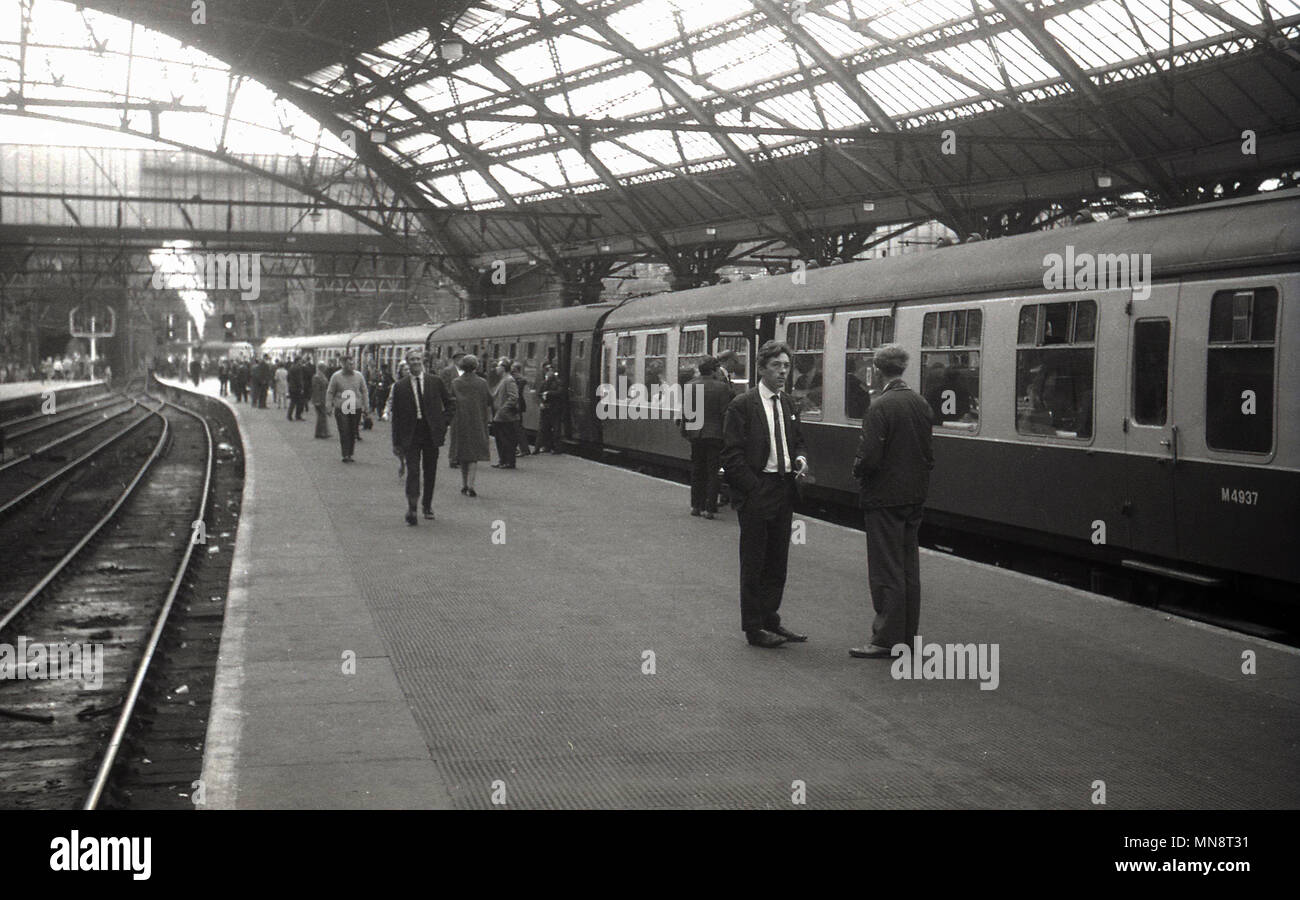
[685,356,733,519]
[848,345,934,659]
[451,355,491,496]
[511,362,532,457]
[218,358,230,397]
[326,355,368,463]
[489,359,520,469]
[287,356,305,421]
[390,350,455,525]
[537,362,562,454]
[440,352,466,467]
[273,360,289,409]
[233,360,249,402]
[311,361,331,439]
[721,340,812,649]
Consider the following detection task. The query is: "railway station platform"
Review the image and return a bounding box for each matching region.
[0,379,101,402]
[165,376,1300,810]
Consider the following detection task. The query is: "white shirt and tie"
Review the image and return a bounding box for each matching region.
[757,381,806,474]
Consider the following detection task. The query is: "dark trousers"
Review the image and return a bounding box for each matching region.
[218,377,229,396]
[404,441,439,511]
[314,403,330,438]
[689,438,723,512]
[864,503,924,648]
[538,407,559,452]
[255,383,268,408]
[336,410,359,458]
[736,474,796,634]
[493,423,517,467]
[516,420,530,455]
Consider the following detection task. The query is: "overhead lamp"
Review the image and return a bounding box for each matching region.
[1096,172,1113,189]
[440,41,464,61]
[599,243,612,252]
[705,227,717,236]
[861,200,875,211]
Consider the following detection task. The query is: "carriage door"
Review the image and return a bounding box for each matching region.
[1124,285,1179,560]
[708,315,772,388]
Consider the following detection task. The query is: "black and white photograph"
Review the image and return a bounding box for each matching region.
[0,0,1296,883]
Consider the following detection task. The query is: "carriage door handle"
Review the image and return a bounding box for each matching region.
[1159,426,1178,464]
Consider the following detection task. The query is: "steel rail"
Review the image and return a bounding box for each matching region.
[0,398,139,473]
[84,389,215,810]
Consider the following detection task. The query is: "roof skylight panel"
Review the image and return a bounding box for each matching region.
[989,32,1057,84]
[547,31,621,72]
[814,81,876,127]
[456,170,496,204]
[494,40,562,84]
[926,43,1008,93]
[605,1,683,48]
[562,70,659,116]
[1047,5,1141,68]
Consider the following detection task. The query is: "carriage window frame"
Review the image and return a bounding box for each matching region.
[843,313,894,421]
[615,334,636,385]
[1014,300,1097,441]
[786,317,826,420]
[678,327,707,381]
[1206,287,1278,456]
[643,331,669,388]
[713,334,750,385]
[921,308,982,433]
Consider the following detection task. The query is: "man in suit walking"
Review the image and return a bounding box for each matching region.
[390,351,455,525]
[848,345,934,659]
[721,340,812,649]
[684,356,733,519]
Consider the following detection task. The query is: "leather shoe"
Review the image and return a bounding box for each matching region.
[849,644,893,659]
[405,510,418,526]
[746,629,788,649]
[771,625,807,642]
[690,508,701,517]
[422,508,434,519]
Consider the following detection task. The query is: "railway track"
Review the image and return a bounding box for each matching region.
[0,388,214,810]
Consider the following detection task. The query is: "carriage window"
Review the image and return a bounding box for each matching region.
[1207,288,1276,453]
[644,333,668,386]
[615,335,635,382]
[713,335,750,384]
[844,315,894,419]
[921,309,981,428]
[1132,319,1170,426]
[787,320,825,418]
[678,329,706,380]
[1015,300,1095,439]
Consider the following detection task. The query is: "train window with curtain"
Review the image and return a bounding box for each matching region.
[1015,300,1096,439]
[678,328,706,380]
[921,309,981,429]
[844,315,894,419]
[644,332,668,386]
[1206,288,1277,453]
[1132,319,1170,426]
[787,319,825,418]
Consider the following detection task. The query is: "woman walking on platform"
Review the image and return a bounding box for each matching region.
[489,358,520,470]
[450,355,491,497]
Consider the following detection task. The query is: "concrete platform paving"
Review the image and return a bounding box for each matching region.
[175,377,1300,810]
[0,379,101,402]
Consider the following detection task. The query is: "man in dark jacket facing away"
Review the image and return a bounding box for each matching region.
[849,344,935,659]
[683,356,734,519]
[721,340,812,649]
[390,351,455,525]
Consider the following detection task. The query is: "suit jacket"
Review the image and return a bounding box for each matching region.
[854,380,934,508]
[721,386,808,497]
[310,372,328,405]
[390,372,455,451]
[684,375,733,442]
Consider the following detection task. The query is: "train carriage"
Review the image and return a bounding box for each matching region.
[348,324,441,377]
[596,189,1299,591]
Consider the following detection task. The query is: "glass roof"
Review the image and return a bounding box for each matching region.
[291,0,1298,207]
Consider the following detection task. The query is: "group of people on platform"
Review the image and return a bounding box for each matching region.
[682,340,935,660]
[0,354,111,384]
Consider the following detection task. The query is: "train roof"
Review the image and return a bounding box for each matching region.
[349,324,440,345]
[429,302,622,343]
[291,332,358,349]
[604,188,1300,330]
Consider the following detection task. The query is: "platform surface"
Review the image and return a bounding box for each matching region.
[0,379,101,402]
[175,377,1300,810]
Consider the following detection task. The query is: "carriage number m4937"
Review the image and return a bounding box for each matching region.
[1221,488,1259,505]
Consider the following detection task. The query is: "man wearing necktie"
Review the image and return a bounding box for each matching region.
[721,340,812,648]
[390,350,455,525]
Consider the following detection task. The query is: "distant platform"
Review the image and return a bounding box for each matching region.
[163,376,1300,810]
[0,379,102,402]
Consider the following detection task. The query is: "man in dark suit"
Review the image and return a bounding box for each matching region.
[537,362,563,454]
[849,345,935,659]
[684,356,734,519]
[721,340,812,649]
[390,351,455,525]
